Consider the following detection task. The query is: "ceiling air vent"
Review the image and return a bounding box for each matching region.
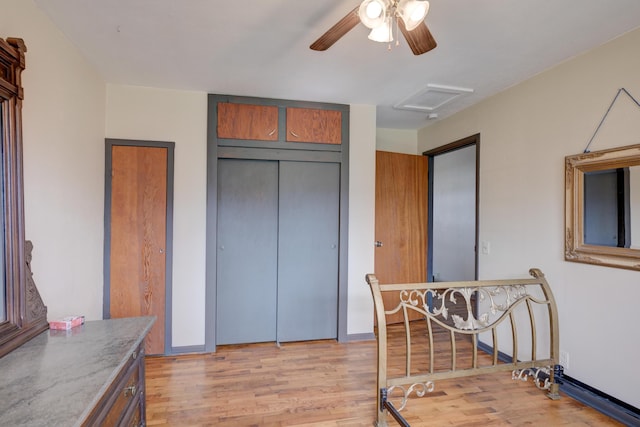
[394,83,474,112]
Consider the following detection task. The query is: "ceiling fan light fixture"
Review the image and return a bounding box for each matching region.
[359,0,390,29]
[367,18,394,42]
[309,0,437,55]
[396,0,430,31]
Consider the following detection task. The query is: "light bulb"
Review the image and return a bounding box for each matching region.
[396,0,430,31]
[368,18,393,42]
[365,2,383,19]
[359,0,390,29]
[410,3,429,22]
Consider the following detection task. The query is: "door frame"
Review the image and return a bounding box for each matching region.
[423,133,480,282]
[103,138,175,354]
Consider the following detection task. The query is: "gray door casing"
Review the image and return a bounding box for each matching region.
[205,94,350,352]
[425,134,479,284]
[103,138,175,354]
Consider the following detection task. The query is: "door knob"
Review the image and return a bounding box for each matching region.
[375,241,383,247]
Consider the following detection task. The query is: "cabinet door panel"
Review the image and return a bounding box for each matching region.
[286,108,342,145]
[217,102,278,141]
[277,161,340,342]
[216,159,279,344]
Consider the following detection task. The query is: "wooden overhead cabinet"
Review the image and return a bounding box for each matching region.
[286,107,342,145]
[217,102,279,141]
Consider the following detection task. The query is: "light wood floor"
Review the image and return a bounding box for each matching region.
[145,328,622,426]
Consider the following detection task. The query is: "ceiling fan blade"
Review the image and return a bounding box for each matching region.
[398,19,437,55]
[310,6,360,51]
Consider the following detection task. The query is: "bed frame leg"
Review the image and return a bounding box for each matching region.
[379,388,410,427]
[547,364,562,400]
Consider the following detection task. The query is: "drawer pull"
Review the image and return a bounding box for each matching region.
[290,130,300,138]
[124,385,137,397]
[132,350,137,360]
[268,128,277,136]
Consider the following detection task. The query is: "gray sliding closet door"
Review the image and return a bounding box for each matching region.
[216,159,279,345]
[277,161,340,342]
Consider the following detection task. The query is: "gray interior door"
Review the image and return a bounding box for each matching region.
[277,161,340,342]
[216,159,278,345]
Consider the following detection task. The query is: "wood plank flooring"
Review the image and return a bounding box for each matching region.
[145,326,622,426]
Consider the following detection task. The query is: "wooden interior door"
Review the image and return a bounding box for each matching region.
[109,144,168,355]
[374,151,428,324]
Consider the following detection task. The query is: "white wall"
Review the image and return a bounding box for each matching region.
[348,105,377,335]
[376,128,418,154]
[1,0,106,321]
[418,27,640,408]
[105,85,208,347]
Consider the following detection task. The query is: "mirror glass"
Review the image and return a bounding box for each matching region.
[566,144,640,270]
[583,166,640,249]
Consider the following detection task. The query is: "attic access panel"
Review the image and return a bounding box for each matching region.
[394,83,474,113]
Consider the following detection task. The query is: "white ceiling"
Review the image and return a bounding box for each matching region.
[33,0,640,130]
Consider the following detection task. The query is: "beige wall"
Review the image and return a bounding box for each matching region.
[376,128,418,154]
[418,27,640,408]
[105,85,208,347]
[348,105,377,335]
[1,0,106,321]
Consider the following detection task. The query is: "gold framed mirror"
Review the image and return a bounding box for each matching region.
[565,143,640,270]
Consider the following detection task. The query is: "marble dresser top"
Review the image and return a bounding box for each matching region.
[0,316,155,427]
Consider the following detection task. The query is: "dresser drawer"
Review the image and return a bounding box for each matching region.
[122,392,144,427]
[102,357,141,425]
[83,344,145,426]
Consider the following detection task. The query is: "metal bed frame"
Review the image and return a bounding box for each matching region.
[366,268,560,426]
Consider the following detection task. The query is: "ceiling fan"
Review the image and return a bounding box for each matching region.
[310,0,437,55]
